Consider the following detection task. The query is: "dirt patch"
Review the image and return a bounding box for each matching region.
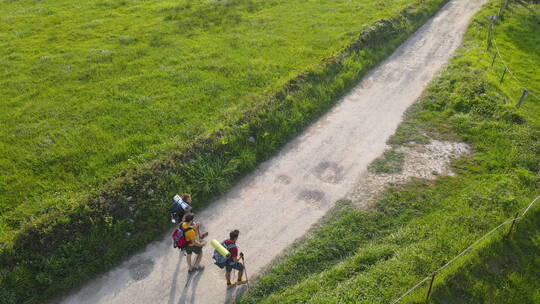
[297,189,327,207]
[275,174,292,185]
[349,140,470,206]
[128,258,155,281]
[313,161,345,184]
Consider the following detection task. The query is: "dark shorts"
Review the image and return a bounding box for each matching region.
[185,246,202,255]
[225,261,244,272]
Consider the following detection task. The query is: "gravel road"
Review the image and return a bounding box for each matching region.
[57,0,485,303]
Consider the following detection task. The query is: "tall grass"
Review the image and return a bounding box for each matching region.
[240,1,540,303]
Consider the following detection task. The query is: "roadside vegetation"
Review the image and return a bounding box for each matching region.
[0,0,419,243]
[240,1,540,303]
[0,0,451,303]
[369,150,405,174]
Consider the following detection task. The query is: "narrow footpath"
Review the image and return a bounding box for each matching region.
[57,0,485,303]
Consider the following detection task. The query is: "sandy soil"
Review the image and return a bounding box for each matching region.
[349,140,471,206]
[55,0,485,303]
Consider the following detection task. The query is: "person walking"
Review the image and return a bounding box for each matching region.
[223,230,247,288]
[181,214,205,273]
[181,194,208,238]
[171,193,208,238]
[170,193,192,223]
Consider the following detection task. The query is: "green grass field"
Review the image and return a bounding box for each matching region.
[0,0,421,242]
[0,0,453,302]
[240,1,540,303]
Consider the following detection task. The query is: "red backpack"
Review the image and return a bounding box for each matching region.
[171,225,193,250]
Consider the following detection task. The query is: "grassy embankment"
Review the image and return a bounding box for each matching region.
[0,0,417,243]
[0,0,451,302]
[240,1,540,303]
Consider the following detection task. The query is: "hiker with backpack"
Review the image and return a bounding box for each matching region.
[179,214,206,273]
[170,193,208,238]
[170,194,193,224]
[212,229,247,288]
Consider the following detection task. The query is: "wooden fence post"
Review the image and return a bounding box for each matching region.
[506,212,520,238]
[426,273,436,302]
[487,21,494,50]
[498,0,509,19]
[498,1,504,19]
[500,67,507,84]
[491,53,497,67]
[516,89,528,108]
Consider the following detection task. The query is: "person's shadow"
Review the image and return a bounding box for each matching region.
[224,269,249,304]
[224,283,248,303]
[177,269,204,304]
[167,256,183,304]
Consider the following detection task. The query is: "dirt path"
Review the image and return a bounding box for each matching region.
[57,1,485,303]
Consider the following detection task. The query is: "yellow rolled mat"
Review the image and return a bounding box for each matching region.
[210,239,230,257]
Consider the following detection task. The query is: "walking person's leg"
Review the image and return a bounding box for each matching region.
[194,248,203,269]
[186,246,201,272]
[225,270,233,286]
[225,263,236,287]
[186,253,193,272]
[225,262,246,286]
[234,262,247,285]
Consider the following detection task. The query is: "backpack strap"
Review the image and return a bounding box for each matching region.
[180,223,194,233]
[174,228,183,243]
[177,223,195,245]
[221,240,235,249]
[221,240,237,261]
[175,224,192,242]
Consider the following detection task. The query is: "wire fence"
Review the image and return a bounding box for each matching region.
[390,195,540,304]
[390,2,540,303]
[486,1,540,106]
[491,38,540,104]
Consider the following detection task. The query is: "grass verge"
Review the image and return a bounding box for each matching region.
[239,1,540,303]
[0,0,450,303]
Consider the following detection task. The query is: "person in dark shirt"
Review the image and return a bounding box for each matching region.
[171,194,208,238]
[170,194,192,223]
[223,230,247,288]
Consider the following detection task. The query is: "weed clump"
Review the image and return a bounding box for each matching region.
[369,150,405,174]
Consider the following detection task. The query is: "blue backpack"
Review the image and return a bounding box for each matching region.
[212,240,237,268]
